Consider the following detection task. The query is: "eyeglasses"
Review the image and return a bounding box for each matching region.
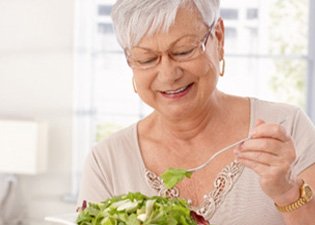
[125,29,213,70]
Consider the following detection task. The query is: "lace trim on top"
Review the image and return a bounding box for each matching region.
[144,160,244,221]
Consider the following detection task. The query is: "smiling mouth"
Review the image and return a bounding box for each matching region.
[161,83,193,95]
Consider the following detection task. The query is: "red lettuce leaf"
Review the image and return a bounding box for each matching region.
[190,211,210,225]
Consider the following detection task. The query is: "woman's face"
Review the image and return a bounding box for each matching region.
[130,7,225,120]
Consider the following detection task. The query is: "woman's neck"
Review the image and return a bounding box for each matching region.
[147,92,230,142]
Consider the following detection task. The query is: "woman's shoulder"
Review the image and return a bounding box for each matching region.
[251,97,300,112]
[101,123,137,143]
[92,123,139,157]
[250,97,301,121]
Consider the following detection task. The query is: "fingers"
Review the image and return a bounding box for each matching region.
[235,139,294,167]
[235,119,295,168]
[249,119,290,142]
[236,150,273,167]
[255,119,265,126]
[239,137,288,156]
[235,143,294,168]
[233,118,297,198]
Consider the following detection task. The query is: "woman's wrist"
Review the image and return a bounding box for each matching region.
[273,179,303,206]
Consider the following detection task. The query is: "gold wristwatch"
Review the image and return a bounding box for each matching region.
[275,180,313,213]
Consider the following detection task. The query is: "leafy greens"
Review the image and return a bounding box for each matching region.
[161,168,192,189]
[76,192,199,225]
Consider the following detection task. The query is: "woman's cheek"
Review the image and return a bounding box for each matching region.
[195,58,219,79]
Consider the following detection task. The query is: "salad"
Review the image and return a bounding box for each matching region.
[76,168,212,225]
[76,192,210,225]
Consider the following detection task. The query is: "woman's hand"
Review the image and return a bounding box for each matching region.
[234,119,297,201]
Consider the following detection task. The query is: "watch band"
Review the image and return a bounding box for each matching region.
[275,180,313,213]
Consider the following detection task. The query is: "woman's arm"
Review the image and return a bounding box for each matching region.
[275,165,315,225]
[77,148,112,208]
[235,119,315,225]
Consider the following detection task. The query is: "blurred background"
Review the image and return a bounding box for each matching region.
[0,0,314,224]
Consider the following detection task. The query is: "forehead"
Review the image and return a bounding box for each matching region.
[135,6,206,50]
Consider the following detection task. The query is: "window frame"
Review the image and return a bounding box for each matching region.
[307,0,315,122]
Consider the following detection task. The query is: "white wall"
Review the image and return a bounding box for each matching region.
[0,0,76,224]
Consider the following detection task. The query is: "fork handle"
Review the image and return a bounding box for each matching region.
[187,136,251,173]
[187,118,287,173]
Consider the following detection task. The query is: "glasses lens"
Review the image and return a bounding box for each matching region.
[170,35,207,62]
[126,31,209,69]
[127,48,159,69]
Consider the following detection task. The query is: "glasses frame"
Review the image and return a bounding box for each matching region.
[125,27,214,70]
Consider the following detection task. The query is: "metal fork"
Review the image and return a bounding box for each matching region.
[186,136,250,173]
[186,119,287,173]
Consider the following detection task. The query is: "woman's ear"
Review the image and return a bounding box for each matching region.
[215,17,225,60]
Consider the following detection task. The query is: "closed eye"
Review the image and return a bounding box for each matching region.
[172,47,195,57]
[136,57,158,65]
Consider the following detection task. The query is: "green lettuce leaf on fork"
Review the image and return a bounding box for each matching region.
[161,168,192,189]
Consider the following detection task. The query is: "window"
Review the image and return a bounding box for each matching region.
[68,0,313,201]
[247,8,259,19]
[225,27,237,39]
[247,27,258,37]
[97,23,113,34]
[98,5,112,16]
[220,9,239,20]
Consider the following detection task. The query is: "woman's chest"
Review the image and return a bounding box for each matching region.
[140,133,247,204]
[176,152,237,204]
[211,169,285,225]
[144,158,245,220]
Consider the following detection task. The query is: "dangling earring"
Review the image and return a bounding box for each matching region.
[132,77,138,93]
[219,58,225,77]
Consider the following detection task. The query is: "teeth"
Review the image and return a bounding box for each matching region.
[164,85,189,94]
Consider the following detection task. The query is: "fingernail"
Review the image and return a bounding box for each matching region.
[237,142,244,150]
[234,149,240,157]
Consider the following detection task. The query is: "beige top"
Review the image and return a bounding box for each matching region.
[78,98,315,225]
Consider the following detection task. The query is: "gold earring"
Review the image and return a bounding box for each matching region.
[132,77,137,93]
[219,58,225,77]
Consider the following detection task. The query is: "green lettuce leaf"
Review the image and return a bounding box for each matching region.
[161,168,192,189]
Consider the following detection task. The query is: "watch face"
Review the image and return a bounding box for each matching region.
[303,185,313,200]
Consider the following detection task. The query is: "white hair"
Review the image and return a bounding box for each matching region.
[111,0,220,49]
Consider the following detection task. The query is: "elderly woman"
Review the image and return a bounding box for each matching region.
[78,0,315,224]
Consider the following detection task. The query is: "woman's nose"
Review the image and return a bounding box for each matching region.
[157,55,183,83]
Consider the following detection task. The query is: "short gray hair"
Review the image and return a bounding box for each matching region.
[111,0,220,49]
